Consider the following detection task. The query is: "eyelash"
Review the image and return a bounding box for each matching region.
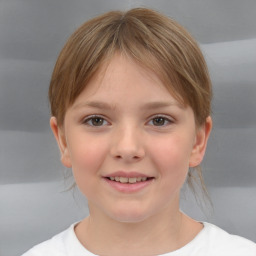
[82,115,109,127]
[82,115,173,127]
[147,115,173,127]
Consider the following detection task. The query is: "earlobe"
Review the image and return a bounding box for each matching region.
[50,117,72,168]
[189,116,212,167]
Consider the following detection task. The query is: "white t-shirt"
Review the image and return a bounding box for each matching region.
[22,222,256,256]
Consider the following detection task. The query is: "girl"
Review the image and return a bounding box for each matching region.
[22,8,256,256]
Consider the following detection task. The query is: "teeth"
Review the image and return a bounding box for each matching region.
[128,177,137,183]
[109,176,149,183]
[119,177,128,183]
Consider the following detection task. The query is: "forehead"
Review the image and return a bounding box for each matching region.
[71,53,183,108]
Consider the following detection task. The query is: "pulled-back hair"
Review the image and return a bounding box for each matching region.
[49,8,212,200]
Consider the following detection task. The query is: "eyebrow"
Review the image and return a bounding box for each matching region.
[72,101,116,110]
[141,101,184,110]
[73,101,184,110]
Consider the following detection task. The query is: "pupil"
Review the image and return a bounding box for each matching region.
[92,118,103,126]
[153,117,165,126]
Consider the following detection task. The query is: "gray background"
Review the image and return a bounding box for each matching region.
[0,0,256,255]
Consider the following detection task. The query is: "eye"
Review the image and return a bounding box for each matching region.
[83,115,109,126]
[148,116,173,126]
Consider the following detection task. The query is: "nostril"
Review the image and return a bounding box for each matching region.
[114,154,142,161]
[110,142,145,161]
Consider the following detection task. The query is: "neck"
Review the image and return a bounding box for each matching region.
[74,198,202,256]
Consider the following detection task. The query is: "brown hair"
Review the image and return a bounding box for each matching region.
[49,8,212,199]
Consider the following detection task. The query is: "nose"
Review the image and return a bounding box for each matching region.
[110,125,145,162]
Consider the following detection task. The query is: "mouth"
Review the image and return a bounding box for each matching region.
[103,172,155,193]
[106,176,154,184]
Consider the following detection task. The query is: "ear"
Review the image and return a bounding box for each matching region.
[50,117,72,168]
[189,116,212,167]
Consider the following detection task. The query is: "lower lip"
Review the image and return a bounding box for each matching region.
[103,178,154,193]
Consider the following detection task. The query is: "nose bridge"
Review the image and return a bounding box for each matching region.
[111,122,145,161]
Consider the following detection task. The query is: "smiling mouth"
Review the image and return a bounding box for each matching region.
[106,177,154,184]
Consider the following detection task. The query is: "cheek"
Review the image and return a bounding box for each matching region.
[68,135,109,179]
[149,135,193,177]
[68,136,109,199]
[150,139,190,198]
[153,134,191,157]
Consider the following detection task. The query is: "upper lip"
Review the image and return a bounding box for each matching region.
[103,171,153,178]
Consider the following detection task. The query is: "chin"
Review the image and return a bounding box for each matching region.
[108,205,153,224]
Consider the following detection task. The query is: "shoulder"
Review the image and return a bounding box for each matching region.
[21,224,74,256]
[201,222,256,255]
[21,222,95,256]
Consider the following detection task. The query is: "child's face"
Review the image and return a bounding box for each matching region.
[51,53,210,223]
